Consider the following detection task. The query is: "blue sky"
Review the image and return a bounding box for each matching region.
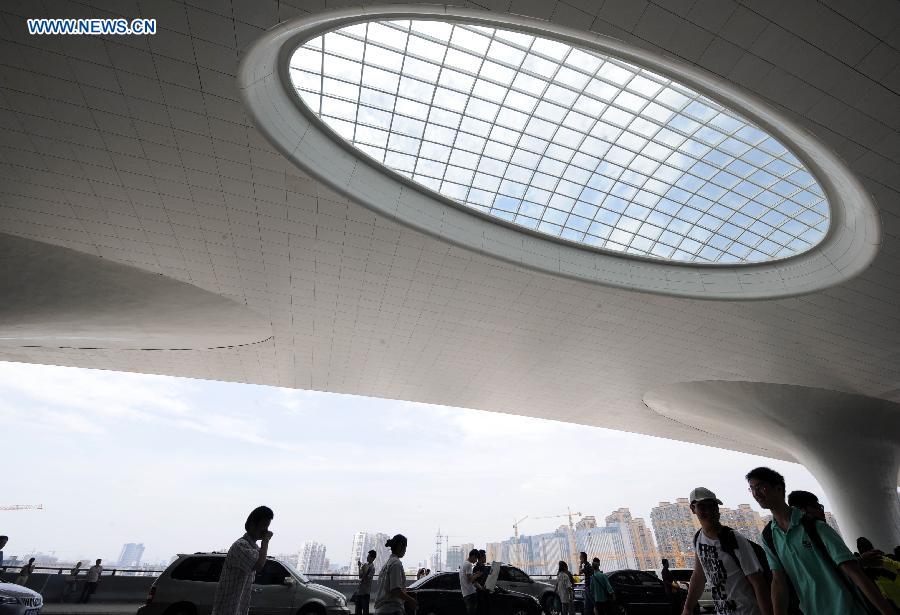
[1,360,831,568]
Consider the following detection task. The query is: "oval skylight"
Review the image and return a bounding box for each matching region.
[289,20,829,264]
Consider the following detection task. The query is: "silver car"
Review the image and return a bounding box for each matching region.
[138,553,349,615]
[0,582,43,615]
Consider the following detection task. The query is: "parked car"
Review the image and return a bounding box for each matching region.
[652,568,712,614]
[407,571,542,615]
[485,564,558,614]
[0,581,43,615]
[573,569,687,615]
[137,553,349,615]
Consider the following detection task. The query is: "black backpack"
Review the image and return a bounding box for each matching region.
[693,525,772,583]
[762,515,876,615]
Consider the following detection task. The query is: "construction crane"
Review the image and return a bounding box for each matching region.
[0,505,43,511]
[511,516,529,570]
[523,508,583,570]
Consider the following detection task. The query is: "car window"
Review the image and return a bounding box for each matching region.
[426,574,461,590]
[608,571,636,586]
[255,560,289,586]
[499,567,530,583]
[668,570,693,582]
[632,571,663,587]
[171,557,224,582]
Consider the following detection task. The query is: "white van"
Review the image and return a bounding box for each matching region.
[138,553,349,615]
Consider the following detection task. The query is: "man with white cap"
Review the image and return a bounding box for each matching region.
[681,487,772,615]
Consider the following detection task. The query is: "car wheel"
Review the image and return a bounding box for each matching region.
[298,605,326,615]
[541,595,560,615]
[164,603,196,615]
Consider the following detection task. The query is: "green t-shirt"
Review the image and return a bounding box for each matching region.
[761,507,866,615]
[590,571,615,603]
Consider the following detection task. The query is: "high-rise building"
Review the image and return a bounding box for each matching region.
[605,508,660,571]
[576,516,597,531]
[651,499,700,568]
[298,541,328,574]
[445,545,464,571]
[485,542,504,563]
[720,504,765,543]
[274,553,300,568]
[575,526,628,573]
[349,531,391,573]
[117,543,145,568]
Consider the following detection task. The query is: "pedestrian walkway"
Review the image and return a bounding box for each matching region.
[42,603,140,615]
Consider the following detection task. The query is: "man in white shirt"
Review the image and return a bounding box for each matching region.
[211,506,274,615]
[681,487,772,615]
[79,559,103,603]
[459,549,481,615]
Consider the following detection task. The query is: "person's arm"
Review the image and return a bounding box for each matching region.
[255,532,273,572]
[680,559,706,615]
[840,560,894,615]
[388,563,416,607]
[745,571,773,615]
[770,571,789,615]
[358,564,365,580]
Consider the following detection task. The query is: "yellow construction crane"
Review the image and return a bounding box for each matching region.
[0,505,43,511]
[531,507,583,570]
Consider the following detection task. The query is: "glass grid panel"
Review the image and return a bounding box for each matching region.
[289,20,830,264]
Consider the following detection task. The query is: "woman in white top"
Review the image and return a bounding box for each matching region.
[555,561,575,615]
[374,534,417,615]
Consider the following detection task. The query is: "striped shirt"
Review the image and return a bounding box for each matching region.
[211,536,259,615]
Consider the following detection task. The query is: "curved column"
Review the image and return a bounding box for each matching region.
[644,381,900,550]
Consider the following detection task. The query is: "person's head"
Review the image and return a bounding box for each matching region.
[689,487,723,526]
[579,552,588,563]
[857,537,875,553]
[557,561,568,573]
[661,558,669,569]
[477,550,486,563]
[244,506,274,540]
[367,549,377,563]
[425,569,430,575]
[0,536,7,549]
[591,557,600,570]
[28,557,35,564]
[746,466,786,509]
[787,490,826,521]
[385,534,407,557]
[467,548,479,563]
[95,559,102,565]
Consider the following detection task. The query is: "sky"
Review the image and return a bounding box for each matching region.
[0,360,833,569]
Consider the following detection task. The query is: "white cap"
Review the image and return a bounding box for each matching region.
[689,487,723,505]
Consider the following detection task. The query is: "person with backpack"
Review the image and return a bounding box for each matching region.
[746,466,894,615]
[680,487,773,615]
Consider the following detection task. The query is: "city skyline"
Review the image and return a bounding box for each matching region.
[2,361,837,569]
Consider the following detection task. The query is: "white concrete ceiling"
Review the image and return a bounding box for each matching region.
[0,0,898,463]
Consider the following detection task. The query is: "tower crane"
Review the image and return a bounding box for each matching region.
[0,505,43,511]
[524,508,583,570]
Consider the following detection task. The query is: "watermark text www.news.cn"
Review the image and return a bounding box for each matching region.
[27,18,156,35]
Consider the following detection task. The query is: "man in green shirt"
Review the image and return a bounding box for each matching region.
[589,558,616,615]
[745,466,893,615]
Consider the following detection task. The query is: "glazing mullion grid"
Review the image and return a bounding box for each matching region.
[461,29,573,227]
[592,78,811,261]
[308,27,825,261]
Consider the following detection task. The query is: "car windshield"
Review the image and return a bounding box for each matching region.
[407,573,437,590]
[277,559,310,584]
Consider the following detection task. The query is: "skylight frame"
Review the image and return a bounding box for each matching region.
[288,19,830,265]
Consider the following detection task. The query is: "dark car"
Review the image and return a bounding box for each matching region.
[573,570,686,615]
[407,572,543,615]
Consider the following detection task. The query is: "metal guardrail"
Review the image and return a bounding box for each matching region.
[0,565,561,581]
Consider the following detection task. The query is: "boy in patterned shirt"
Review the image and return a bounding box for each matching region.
[211,506,274,615]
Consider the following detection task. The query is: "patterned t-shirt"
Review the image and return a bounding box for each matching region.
[696,530,763,615]
[211,536,259,615]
